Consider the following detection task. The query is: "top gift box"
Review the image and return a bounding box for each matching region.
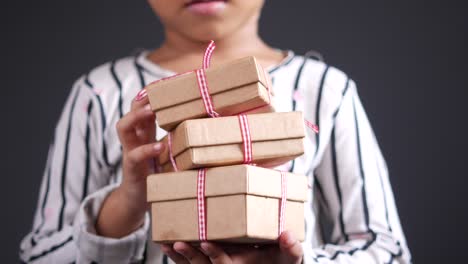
[146,55,274,131]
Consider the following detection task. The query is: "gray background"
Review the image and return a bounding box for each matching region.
[2,0,467,262]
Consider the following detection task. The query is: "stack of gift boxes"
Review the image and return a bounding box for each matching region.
[145,42,310,244]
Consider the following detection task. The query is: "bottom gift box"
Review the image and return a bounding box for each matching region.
[146,164,308,243]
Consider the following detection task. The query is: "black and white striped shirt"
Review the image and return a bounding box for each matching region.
[19,50,411,263]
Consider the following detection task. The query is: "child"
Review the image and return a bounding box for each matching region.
[19,0,411,263]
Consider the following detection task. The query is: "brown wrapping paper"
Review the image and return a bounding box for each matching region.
[147,56,274,131]
[159,112,305,172]
[147,165,308,243]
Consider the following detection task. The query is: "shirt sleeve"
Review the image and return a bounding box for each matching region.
[303,79,412,263]
[19,77,149,263]
[73,183,150,264]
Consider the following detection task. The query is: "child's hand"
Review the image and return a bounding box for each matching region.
[96,89,164,238]
[160,231,303,264]
[117,89,163,209]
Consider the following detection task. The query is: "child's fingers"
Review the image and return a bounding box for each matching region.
[200,242,233,264]
[161,244,190,264]
[131,89,157,145]
[278,231,303,264]
[116,104,154,149]
[125,142,165,171]
[135,112,156,143]
[173,242,211,264]
[132,89,149,108]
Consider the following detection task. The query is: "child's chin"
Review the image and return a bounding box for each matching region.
[182,21,234,41]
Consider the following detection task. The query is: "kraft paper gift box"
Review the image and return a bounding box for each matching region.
[158,112,305,172]
[147,165,308,243]
[146,56,274,131]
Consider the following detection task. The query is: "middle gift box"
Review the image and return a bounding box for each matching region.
[159,112,305,172]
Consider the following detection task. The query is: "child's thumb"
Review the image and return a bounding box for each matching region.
[279,231,303,264]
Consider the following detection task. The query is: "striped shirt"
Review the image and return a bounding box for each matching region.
[19,50,411,263]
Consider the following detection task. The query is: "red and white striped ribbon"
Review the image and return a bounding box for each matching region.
[304,119,319,133]
[197,168,208,241]
[203,40,216,69]
[237,114,253,164]
[279,171,288,236]
[196,68,219,118]
[167,132,179,172]
[196,41,220,118]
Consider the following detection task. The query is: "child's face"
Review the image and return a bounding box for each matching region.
[148,0,265,41]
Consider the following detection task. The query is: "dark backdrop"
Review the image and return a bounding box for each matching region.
[2,0,467,263]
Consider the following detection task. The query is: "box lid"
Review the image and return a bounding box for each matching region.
[147,56,269,111]
[147,165,308,203]
[159,112,305,165]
